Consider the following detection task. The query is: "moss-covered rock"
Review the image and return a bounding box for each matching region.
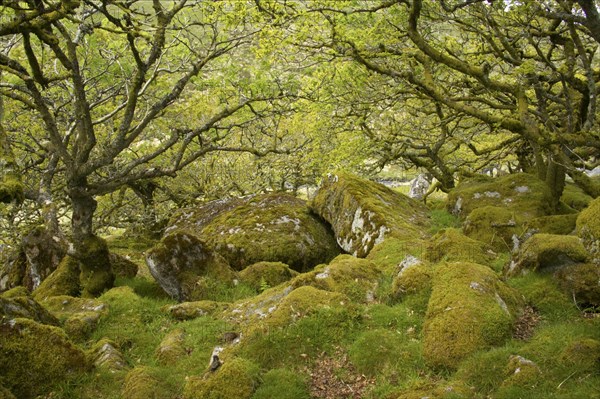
[561,182,594,211]
[447,173,553,219]
[239,261,299,291]
[366,237,427,272]
[183,357,260,399]
[17,226,66,291]
[77,235,115,298]
[156,328,187,365]
[577,196,600,264]
[554,263,600,306]
[251,368,310,399]
[507,234,590,276]
[88,338,129,372]
[391,255,433,300]
[501,355,541,389]
[122,367,170,399]
[423,262,522,370]
[39,295,108,340]
[146,233,236,301]
[463,206,525,252]
[164,300,229,320]
[109,252,138,278]
[425,228,495,266]
[0,293,59,326]
[310,172,430,258]
[0,318,89,399]
[526,213,578,236]
[33,255,81,300]
[0,249,25,293]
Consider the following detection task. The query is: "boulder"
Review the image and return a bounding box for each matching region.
[0,291,59,326]
[0,318,89,399]
[554,263,600,306]
[577,196,600,264]
[33,255,81,300]
[88,338,129,372]
[463,206,523,252]
[77,235,115,298]
[423,262,522,369]
[561,182,594,211]
[391,255,433,300]
[425,228,495,266]
[37,295,108,341]
[501,355,541,389]
[183,357,260,399]
[155,328,187,365]
[408,174,430,200]
[311,172,430,257]
[109,252,138,278]
[238,261,298,291]
[506,234,590,276]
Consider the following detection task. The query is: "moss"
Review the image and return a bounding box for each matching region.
[447,173,553,219]
[366,237,427,272]
[202,193,341,271]
[394,379,472,399]
[32,255,81,300]
[507,233,590,276]
[423,262,522,370]
[577,196,600,264]
[0,286,28,298]
[251,368,310,399]
[0,173,24,204]
[0,251,26,292]
[526,213,578,235]
[310,172,430,258]
[239,261,299,291]
[109,252,138,278]
[164,300,229,320]
[463,206,525,252]
[391,257,433,300]
[156,328,187,365]
[88,338,129,372]
[0,386,16,399]
[64,311,103,341]
[0,318,89,399]
[561,182,593,211]
[0,294,59,325]
[554,263,600,306]
[183,357,260,399]
[501,355,542,389]
[122,366,171,399]
[454,346,515,395]
[78,235,115,297]
[425,228,495,266]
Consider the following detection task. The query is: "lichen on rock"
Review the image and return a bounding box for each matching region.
[88,338,129,372]
[310,172,430,258]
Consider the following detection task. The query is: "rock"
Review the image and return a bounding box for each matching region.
[501,355,541,388]
[506,234,590,276]
[0,318,89,399]
[462,206,523,252]
[122,367,170,399]
[238,261,299,291]
[391,255,432,299]
[561,183,594,211]
[423,262,522,370]
[526,213,578,236]
[408,174,430,200]
[447,173,552,219]
[109,252,138,278]
[0,249,25,293]
[183,357,260,399]
[0,291,59,326]
[425,228,495,266]
[33,255,81,300]
[577,196,600,264]
[89,338,129,372]
[146,233,236,301]
[39,295,108,340]
[77,235,115,298]
[311,172,430,257]
[164,300,229,320]
[554,263,600,306]
[156,328,187,365]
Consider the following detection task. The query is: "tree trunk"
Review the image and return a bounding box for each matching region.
[545,154,567,212]
[0,93,24,204]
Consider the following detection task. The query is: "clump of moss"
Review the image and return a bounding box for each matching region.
[183,357,260,399]
[366,238,427,272]
[554,263,600,307]
[463,206,525,252]
[526,214,578,236]
[577,196,600,264]
[122,366,171,399]
[561,182,593,211]
[507,234,590,276]
[251,368,311,399]
[0,286,28,298]
[164,300,229,320]
[0,171,24,204]
[0,293,59,326]
[391,255,432,301]
[239,262,299,291]
[501,355,542,389]
[0,318,89,398]
[33,255,81,300]
[109,252,138,278]
[37,295,107,341]
[423,262,522,370]
[425,228,495,266]
[156,328,188,365]
[78,235,115,298]
[88,338,129,372]
[310,172,430,258]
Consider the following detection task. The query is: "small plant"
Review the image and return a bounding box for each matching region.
[259,277,271,293]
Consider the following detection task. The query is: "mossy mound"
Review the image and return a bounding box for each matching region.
[164,300,229,320]
[526,213,578,236]
[561,182,594,211]
[507,234,590,276]
[77,235,115,297]
[577,196,600,264]
[0,291,59,325]
[88,338,129,372]
[146,233,236,301]
[393,380,472,399]
[310,172,430,258]
[183,357,260,399]
[109,252,138,278]
[447,173,553,219]
[0,318,89,399]
[366,237,427,272]
[33,255,81,300]
[202,193,341,271]
[423,262,522,370]
[122,366,170,399]
[155,328,187,365]
[39,296,107,340]
[225,284,295,326]
[554,263,600,306]
[501,355,542,389]
[290,255,381,303]
[251,368,310,399]
[391,255,433,300]
[239,261,299,291]
[463,206,524,252]
[425,228,495,266]
[559,338,600,370]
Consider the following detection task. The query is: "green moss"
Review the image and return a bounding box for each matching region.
[560,338,600,371]
[33,255,81,300]
[463,206,525,252]
[0,173,24,204]
[87,338,129,372]
[0,286,28,298]
[239,262,299,291]
[425,228,495,266]
[156,328,187,365]
[454,346,516,395]
[527,214,578,235]
[251,368,310,399]
[0,318,89,398]
[366,237,427,272]
[0,386,15,399]
[310,172,430,257]
[423,262,522,370]
[561,182,593,211]
[508,233,590,276]
[391,257,432,302]
[502,354,542,389]
[428,208,461,234]
[78,235,115,297]
[122,366,171,399]
[554,263,600,306]
[0,294,59,325]
[164,300,229,320]
[183,357,260,399]
[577,196,600,264]
[109,252,138,278]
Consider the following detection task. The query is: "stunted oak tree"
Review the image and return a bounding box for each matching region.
[0,0,295,295]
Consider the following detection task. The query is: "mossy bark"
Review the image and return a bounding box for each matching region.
[0,97,24,204]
